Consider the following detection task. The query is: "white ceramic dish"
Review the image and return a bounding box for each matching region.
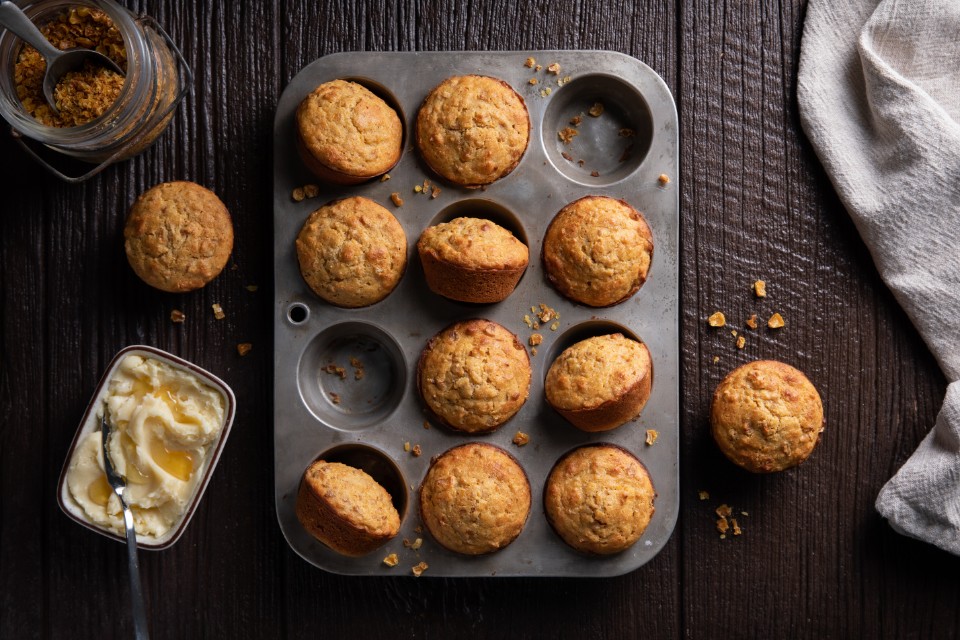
[57,345,236,550]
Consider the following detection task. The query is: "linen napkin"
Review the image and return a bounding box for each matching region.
[797,0,960,554]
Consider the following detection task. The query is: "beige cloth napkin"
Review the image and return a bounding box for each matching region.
[797,0,960,553]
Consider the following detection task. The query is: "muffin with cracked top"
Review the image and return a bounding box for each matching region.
[296,196,407,308]
[419,442,531,555]
[416,75,530,187]
[542,196,653,307]
[710,360,824,473]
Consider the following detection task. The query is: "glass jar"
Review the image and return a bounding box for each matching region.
[0,0,192,182]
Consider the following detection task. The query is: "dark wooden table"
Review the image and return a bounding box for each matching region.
[1,1,956,637]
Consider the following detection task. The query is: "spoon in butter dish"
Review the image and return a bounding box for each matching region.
[0,1,125,114]
[101,412,151,640]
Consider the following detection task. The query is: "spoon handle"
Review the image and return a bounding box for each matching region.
[118,491,151,640]
[0,1,62,60]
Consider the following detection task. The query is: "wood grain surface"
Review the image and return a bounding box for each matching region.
[0,0,955,638]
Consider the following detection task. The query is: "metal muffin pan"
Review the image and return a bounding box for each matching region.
[273,50,678,577]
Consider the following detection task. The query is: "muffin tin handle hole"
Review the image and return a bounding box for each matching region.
[286,302,310,325]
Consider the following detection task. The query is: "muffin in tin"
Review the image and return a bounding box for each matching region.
[417,216,529,303]
[416,75,530,187]
[544,444,656,555]
[296,79,403,184]
[545,333,653,432]
[542,196,654,307]
[295,459,401,557]
[420,442,531,555]
[711,360,824,473]
[296,196,407,308]
[418,319,531,433]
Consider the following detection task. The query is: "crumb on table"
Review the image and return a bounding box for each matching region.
[708,311,726,327]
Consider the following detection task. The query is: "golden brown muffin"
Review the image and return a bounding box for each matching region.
[296,196,407,308]
[296,79,403,184]
[545,333,653,432]
[124,181,234,293]
[417,217,529,303]
[419,443,531,555]
[295,459,401,556]
[416,75,530,187]
[544,444,656,555]
[710,360,824,473]
[542,196,654,307]
[417,319,531,433]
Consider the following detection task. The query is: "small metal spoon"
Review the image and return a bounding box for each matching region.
[0,0,124,114]
[101,412,151,640]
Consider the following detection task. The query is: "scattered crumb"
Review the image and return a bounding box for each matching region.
[590,170,600,177]
[529,333,543,347]
[561,151,574,162]
[415,526,423,534]
[423,421,431,429]
[528,77,538,85]
[245,285,258,292]
[329,392,341,404]
[716,504,732,518]
[524,56,536,68]
[619,128,635,137]
[754,280,766,297]
[430,186,440,199]
[558,75,571,86]
[350,357,365,380]
[768,312,785,329]
[731,518,742,536]
[380,173,391,182]
[212,303,225,320]
[523,314,532,327]
[530,347,537,356]
[716,517,730,535]
[746,314,758,330]
[291,187,305,202]
[403,442,411,452]
[569,114,583,126]
[411,537,423,550]
[698,490,710,501]
[423,179,431,189]
[658,173,670,186]
[731,330,738,337]
[412,561,428,577]
[322,363,347,379]
[413,184,423,193]
[170,309,186,324]
[558,127,578,144]
[736,335,746,349]
[237,343,253,356]
[412,444,422,457]
[537,303,557,323]
[539,87,552,97]
[513,431,530,447]
[546,62,561,75]
[390,192,403,207]
[707,311,726,327]
[618,144,634,163]
[588,102,604,117]
[645,429,658,446]
[304,184,319,199]
[383,553,399,567]
[713,356,719,364]
[550,321,560,331]
[577,159,585,167]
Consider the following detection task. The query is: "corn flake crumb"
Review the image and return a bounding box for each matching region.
[383,553,399,567]
[731,330,738,337]
[528,77,538,85]
[588,102,604,117]
[731,518,742,536]
[403,442,411,452]
[390,192,403,207]
[535,64,543,72]
[658,173,670,186]
[768,312,785,329]
[513,431,530,447]
[619,128,635,137]
[754,280,766,297]
[412,444,422,457]
[736,335,746,349]
[530,347,538,356]
[431,186,441,199]
[558,75,571,86]
[570,114,583,127]
[529,333,543,347]
[716,517,730,535]
[561,151,574,161]
[558,127,579,144]
[212,303,225,320]
[237,343,253,356]
[540,87,552,97]
[546,62,561,75]
[713,356,720,364]
[304,184,320,199]
[523,314,532,327]
[412,561,428,577]
[698,490,710,501]
[590,170,600,177]
[746,314,758,330]
[291,187,305,202]
[716,504,733,518]
[550,321,560,331]
[329,392,341,405]
[708,311,726,327]
[170,309,186,324]
[411,537,423,550]
[380,173,391,182]
[322,363,347,379]
[423,420,431,429]
[524,56,536,68]
[645,429,658,446]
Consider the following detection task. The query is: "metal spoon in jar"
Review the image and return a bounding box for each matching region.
[0,1,124,114]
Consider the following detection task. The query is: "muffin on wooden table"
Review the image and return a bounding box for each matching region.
[296,196,407,308]
[542,196,653,307]
[545,333,653,432]
[419,443,531,555]
[416,75,530,187]
[296,79,403,184]
[124,181,234,293]
[417,319,531,433]
[417,216,528,303]
[295,459,401,557]
[544,444,656,555]
[710,360,824,473]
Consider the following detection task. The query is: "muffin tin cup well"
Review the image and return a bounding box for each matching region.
[274,50,678,577]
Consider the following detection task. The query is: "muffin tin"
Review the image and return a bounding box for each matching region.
[273,50,678,577]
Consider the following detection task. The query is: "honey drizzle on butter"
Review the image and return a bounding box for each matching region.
[88,474,114,507]
[148,437,194,481]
